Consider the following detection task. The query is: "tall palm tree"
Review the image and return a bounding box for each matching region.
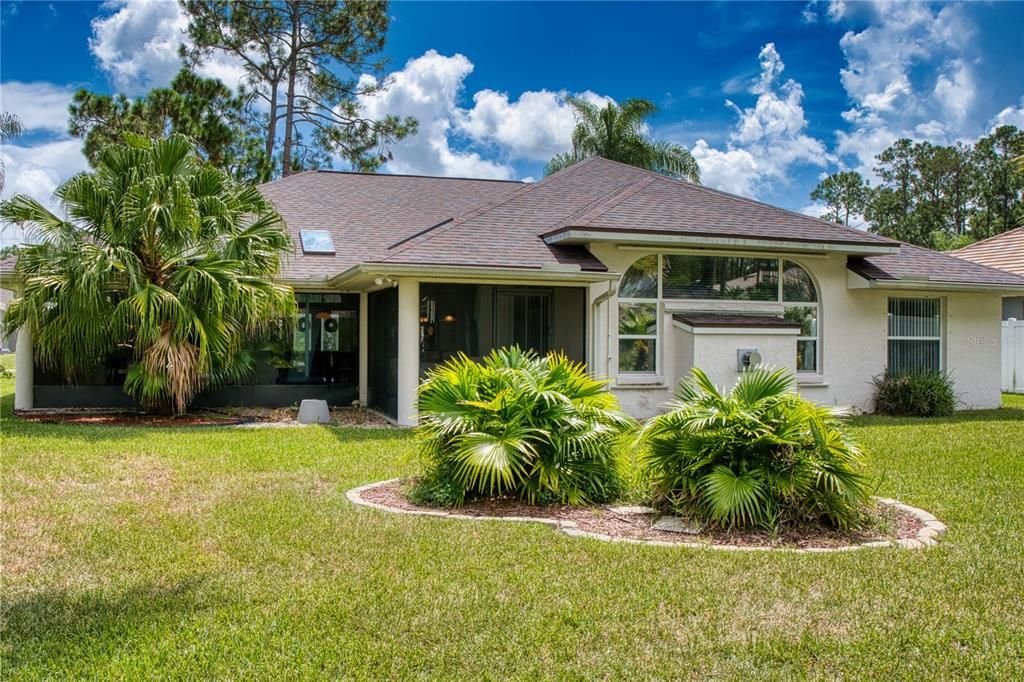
[546,97,701,182]
[0,112,25,193]
[1,134,296,413]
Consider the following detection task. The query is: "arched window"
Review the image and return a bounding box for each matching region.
[617,255,821,374]
[781,261,819,373]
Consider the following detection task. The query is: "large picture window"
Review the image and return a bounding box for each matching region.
[617,254,821,374]
[887,298,942,373]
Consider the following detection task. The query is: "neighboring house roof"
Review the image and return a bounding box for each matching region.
[849,241,1024,288]
[949,226,1024,277]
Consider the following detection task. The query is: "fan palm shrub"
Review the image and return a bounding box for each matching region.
[413,347,634,506]
[0,134,295,413]
[639,367,873,530]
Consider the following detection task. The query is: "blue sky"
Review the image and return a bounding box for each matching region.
[2,0,1023,236]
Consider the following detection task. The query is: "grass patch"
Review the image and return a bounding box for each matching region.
[2,379,1023,679]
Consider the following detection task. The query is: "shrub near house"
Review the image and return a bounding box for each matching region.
[640,367,874,530]
[872,371,957,417]
[412,347,634,507]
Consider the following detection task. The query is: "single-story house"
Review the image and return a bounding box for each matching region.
[4,157,1024,424]
[950,226,1024,320]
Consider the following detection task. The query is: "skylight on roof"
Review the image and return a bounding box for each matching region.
[300,230,335,254]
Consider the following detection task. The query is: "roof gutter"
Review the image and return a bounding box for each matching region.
[543,229,900,256]
[854,277,1024,294]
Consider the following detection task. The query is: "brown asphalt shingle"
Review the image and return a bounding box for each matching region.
[8,160,1018,290]
[257,170,524,281]
[672,313,802,328]
[849,241,1024,287]
[381,158,898,272]
[544,161,898,248]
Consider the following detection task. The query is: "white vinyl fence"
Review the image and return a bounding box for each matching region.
[1003,319,1024,394]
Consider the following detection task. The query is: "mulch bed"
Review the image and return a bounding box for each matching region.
[18,411,249,427]
[15,406,396,429]
[362,479,922,550]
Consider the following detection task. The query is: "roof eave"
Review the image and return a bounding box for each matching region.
[329,262,619,290]
[543,229,900,256]
[850,274,1024,294]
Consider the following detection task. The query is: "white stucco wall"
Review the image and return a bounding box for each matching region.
[590,245,1006,416]
[692,329,799,389]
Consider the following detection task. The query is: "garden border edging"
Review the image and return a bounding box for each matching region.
[346,480,947,552]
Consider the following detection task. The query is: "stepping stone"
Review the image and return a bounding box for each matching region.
[652,516,702,535]
[297,399,331,424]
[606,505,658,515]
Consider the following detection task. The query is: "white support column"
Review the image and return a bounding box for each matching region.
[358,291,369,405]
[396,278,420,426]
[14,326,33,411]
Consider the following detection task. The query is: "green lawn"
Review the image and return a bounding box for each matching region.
[2,380,1023,680]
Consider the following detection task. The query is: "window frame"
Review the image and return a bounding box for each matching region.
[299,229,336,254]
[886,296,943,374]
[616,253,822,376]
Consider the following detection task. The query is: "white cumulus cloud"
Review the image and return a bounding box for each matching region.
[831,2,982,178]
[458,89,611,162]
[357,50,614,179]
[687,42,829,199]
[0,81,76,133]
[1,139,90,245]
[0,81,89,226]
[989,97,1024,131]
[89,0,246,95]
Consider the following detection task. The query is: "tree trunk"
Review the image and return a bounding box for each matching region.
[281,4,300,177]
[266,81,279,163]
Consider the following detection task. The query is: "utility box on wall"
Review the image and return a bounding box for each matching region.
[736,348,763,371]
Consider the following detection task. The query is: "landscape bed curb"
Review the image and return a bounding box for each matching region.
[346,480,948,553]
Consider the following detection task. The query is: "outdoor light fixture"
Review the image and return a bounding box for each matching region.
[442,313,456,323]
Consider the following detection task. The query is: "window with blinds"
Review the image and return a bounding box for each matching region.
[887,298,942,373]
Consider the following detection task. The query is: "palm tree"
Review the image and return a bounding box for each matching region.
[0,112,25,193]
[546,97,701,182]
[0,134,296,413]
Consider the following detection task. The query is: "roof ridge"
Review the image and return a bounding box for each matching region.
[583,157,897,245]
[312,168,525,184]
[950,225,1024,254]
[552,176,658,231]
[382,158,605,258]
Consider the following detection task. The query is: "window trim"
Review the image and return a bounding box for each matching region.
[617,299,660,374]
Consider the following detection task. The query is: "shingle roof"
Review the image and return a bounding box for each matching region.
[542,160,897,248]
[672,313,801,328]
[5,162,1022,292]
[849,241,1024,287]
[381,158,897,271]
[949,227,1024,276]
[257,170,524,281]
